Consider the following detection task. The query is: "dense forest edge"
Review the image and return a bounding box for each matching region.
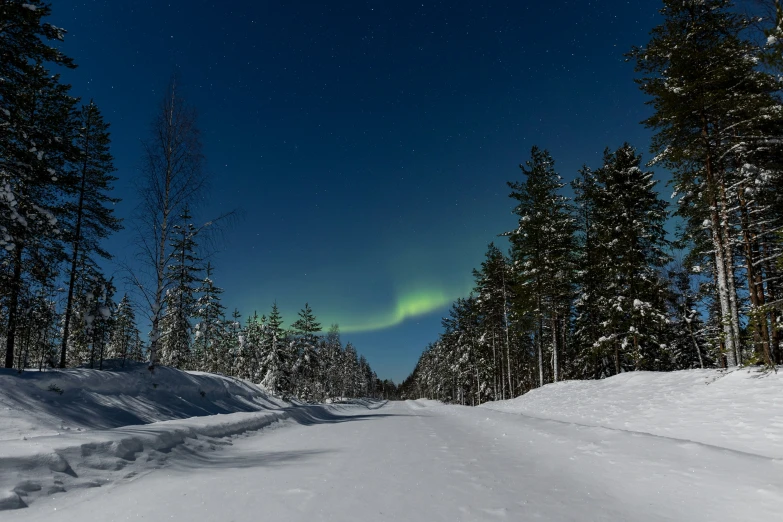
[399,0,783,403]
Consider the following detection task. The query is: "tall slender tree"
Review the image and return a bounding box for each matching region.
[473,244,515,399]
[59,101,121,368]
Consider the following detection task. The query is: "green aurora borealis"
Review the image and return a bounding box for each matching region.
[325,286,468,333]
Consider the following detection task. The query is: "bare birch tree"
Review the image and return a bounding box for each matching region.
[133,78,207,370]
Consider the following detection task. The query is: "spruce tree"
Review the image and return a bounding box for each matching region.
[65,256,99,367]
[590,144,671,372]
[193,263,225,373]
[322,324,343,400]
[225,308,243,376]
[90,276,116,370]
[16,285,58,370]
[260,303,291,395]
[128,331,146,363]
[506,147,575,386]
[107,294,140,367]
[159,207,200,369]
[291,303,322,401]
[240,311,264,381]
[342,342,360,397]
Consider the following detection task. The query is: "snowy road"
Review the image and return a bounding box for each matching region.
[7,400,782,521]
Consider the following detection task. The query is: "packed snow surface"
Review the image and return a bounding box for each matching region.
[1,366,781,521]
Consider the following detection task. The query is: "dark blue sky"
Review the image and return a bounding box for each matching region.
[52,0,660,382]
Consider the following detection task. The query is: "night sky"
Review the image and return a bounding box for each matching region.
[52,0,661,383]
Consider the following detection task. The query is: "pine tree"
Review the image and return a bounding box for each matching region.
[760,0,783,72]
[628,0,783,366]
[472,244,516,399]
[360,355,373,397]
[440,297,482,404]
[65,268,113,369]
[571,165,611,378]
[1,1,78,368]
[59,101,121,368]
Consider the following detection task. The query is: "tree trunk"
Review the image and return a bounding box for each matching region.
[737,188,773,365]
[759,225,781,363]
[491,331,497,399]
[537,304,544,388]
[60,139,91,368]
[719,180,742,365]
[552,314,559,383]
[501,269,513,397]
[702,118,737,367]
[561,317,568,380]
[687,320,704,369]
[4,244,24,369]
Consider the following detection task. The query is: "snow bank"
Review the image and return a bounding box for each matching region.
[480,368,783,459]
[0,361,286,441]
[0,362,382,510]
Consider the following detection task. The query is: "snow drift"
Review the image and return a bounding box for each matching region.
[480,368,783,459]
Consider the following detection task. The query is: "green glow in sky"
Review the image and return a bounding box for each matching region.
[333,288,457,333]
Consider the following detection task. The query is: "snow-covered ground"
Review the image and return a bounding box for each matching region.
[2,366,781,521]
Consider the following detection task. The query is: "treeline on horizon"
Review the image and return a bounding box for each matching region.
[0,1,398,402]
[400,0,783,404]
